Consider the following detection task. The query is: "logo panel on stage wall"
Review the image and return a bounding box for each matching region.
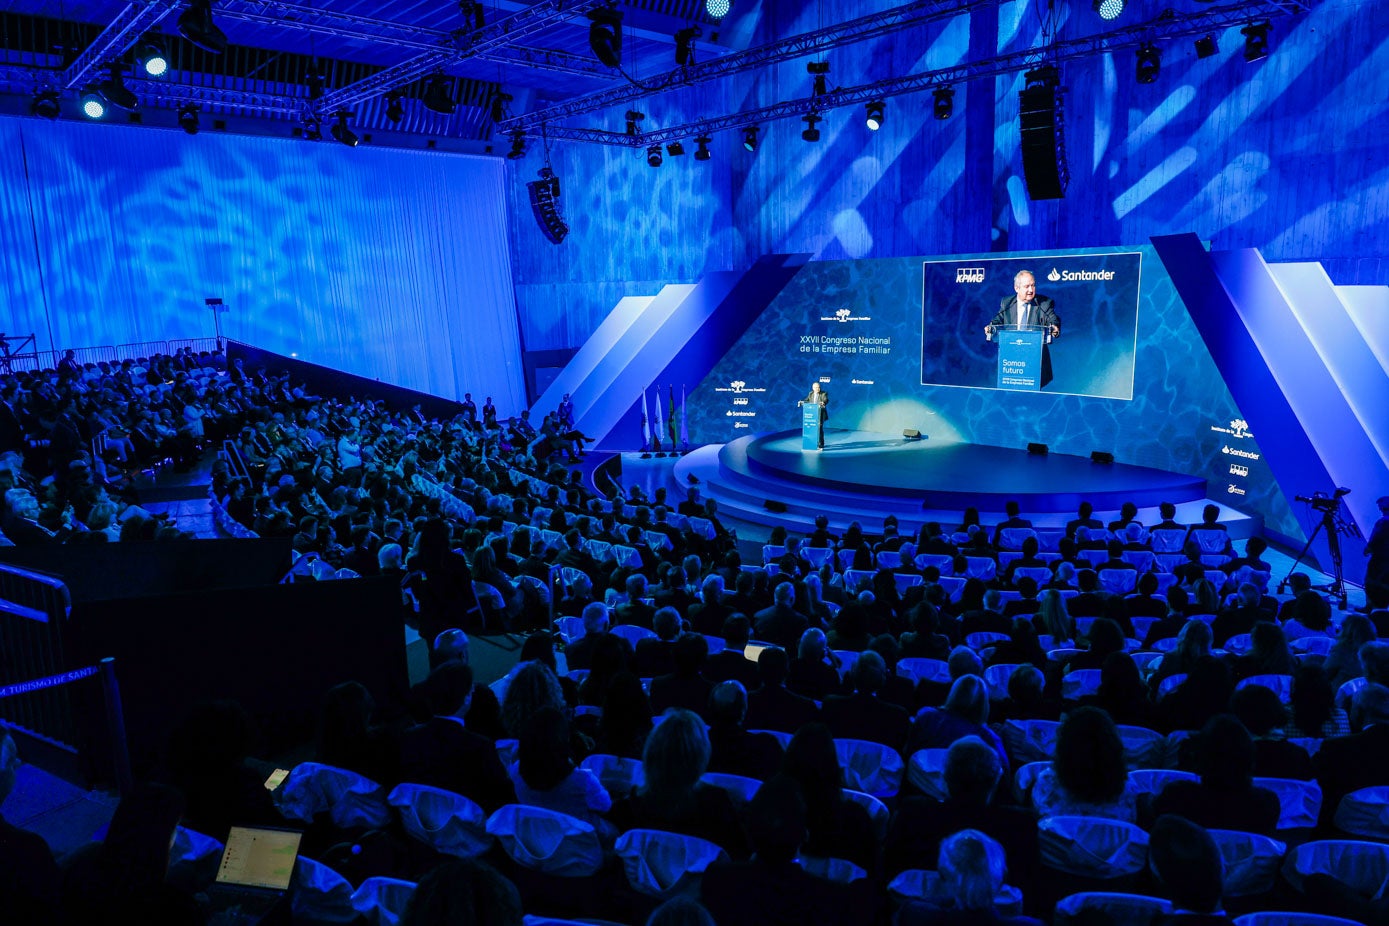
[920,252,1142,400]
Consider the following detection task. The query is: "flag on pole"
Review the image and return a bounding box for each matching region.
[667,385,677,448]
[680,384,689,450]
[640,388,650,450]
[653,387,664,450]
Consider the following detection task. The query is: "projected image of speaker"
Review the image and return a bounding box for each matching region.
[1018,66,1068,200]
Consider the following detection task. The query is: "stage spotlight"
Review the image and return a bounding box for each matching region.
[1136,43,1160,83]
[741,125,758,152]
[1242,22,1270,62]
[646,145,663,167]
[865,100,884,131]
[932,86,954,120]
[704,0,730,19]
[460,0,484,30]
[588,9,623,69]
[30,90,60,120]
[625,109,644,136]
[666,141,685,156]
[507,130,526,159]
[98,64,138,111]
[491,91,511,124]
[694,135,711,161]
[422,73,456,114]
[304,118,322,141]
[178,103,199,134]
[1093,0,1124,20]
[330,111,359,147]
[1194,34,1218,59]
[80,89,106,119]
[808,61,829,99]
[385,93,405,123]
[801,112,821,142]
[136,41,168,78]
[675,27,698,66]
[178,0,228,55]
[1027,442,1049,455]
[306,66,325,102]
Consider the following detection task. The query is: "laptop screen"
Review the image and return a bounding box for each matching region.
[216,826,302,891]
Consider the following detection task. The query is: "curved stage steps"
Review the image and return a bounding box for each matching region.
[671,429,1254,538]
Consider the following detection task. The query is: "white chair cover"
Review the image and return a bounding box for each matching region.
[964,556,997,580]
[876,550,903,569]
[1131,650,1164,675]
[887,869,1024,916]
[749,729,793,750]
[291,857,358,924]
[275,762,391,830]
[938,576,965,601]
[645,531,673,552]
[1039,816,1150,879]
[1078,550,1108,568]
[837,549,856,570]
[844,569,875,589]
[1335,677,1367,712]
[350,877,417,926]
[1120,551,1156,572]
[1238,674,1295,702]
[494,738,520,770]
[894,573,924,593]
[970,632,1012,651]
[611,624,658,646]
[700,772,762,807]
[1208,829,1287,898]
[485,805,606,877]
[1158,673,1188,698]
[1290,636,1333,656]
[701,634,727,655]
[168,826,224,892]
[762,544,787,564]
[833,738,904,798]
[1015,565,1054,586]
[906,749,950,800]
[1062,669,1102,701]
[1233,913,1366,926]
[1054,892,1172,926]
[1225,633,1254,656]
[983,663,1023,700]
[1001,719,1061,765]
[999,528,1037,551]
[612,545,642,568]
[802,546,832,568]
[554,616,585,642]
[1099,571,1139,595]
[1036,530,1065,553]
[916,553,955,573]
[1153,637,1181,654]
[1116,725,1166,769]
[1150,529,1186,553]
[1334,787,1389,840]
[387,784,491,858]
[831,650,860,681]
[1048,648,1085,665]
[1128,768,1197,799]
[613,829,726,899]
[688,517,716,540]
[1254,777,1323,830]
[579,754,645,797]
[1191,529,1228,554]
[1013,760,1051,805]
[1153,573,1180,595]
[897,657,952,685]
[841,788,889,840]
[1282,839,1389,898]
[797,855,868,883]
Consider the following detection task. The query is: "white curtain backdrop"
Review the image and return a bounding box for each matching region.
[0,114,525,411]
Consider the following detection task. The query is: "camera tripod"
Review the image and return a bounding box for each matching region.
[1279,495,1362,609]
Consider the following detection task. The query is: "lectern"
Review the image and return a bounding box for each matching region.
[802,402,821,451]
[991,324,1049,391]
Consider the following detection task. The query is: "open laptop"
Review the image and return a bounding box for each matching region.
[207,825,303,924]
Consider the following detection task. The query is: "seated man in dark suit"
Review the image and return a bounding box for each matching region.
[396,662,516,812]
[703,614,760,689]
[1002,576,1042,619]
[1314,679,1389,825]
[1222,535,1271,575]
[565,601,634,672]
[821,650,910,751]
[1211,582,1267,648]
[1153,501,1185,532]
[706,681,784,782]
[677,487,706,517]
[1125,571,1170,620]
[1002,536,1048,586]
[1096,539,1139,573]
[1065,501,1104,540]
[0,732,61,925]
[1066,569,1110,619]
[884,735,1038,889]
[1106,500,1143,534]
[755,579,811,650]
[991,500,1033,547]
[688,573,735,637]
[700,775,869,926]
[556,528,601,584]
[918,521,957,556]
[649,632,714,720]
[632,606,682,678]
[613,573,656,629]
[746,646,821,735]
[960,588,1013,637]
[806,514,838,549]
[1147,815,1236,926]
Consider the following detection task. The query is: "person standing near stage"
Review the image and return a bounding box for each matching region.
[1365,495,1389,610]
[798,381,829,451]
[984,271,1061,340]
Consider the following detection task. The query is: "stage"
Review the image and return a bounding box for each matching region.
[669,429,1252,538]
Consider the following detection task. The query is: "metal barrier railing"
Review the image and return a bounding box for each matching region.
[2,336,224,374]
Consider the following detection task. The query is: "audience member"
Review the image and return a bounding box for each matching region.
[1031,706,1138,822]
[706,680,784,781]
[0,732,61,925]
[821,650,910,750]
[745,646,821,734]
[400,858,523,926]
[1144,714,1280,835]
[779,723,876,872]
[1147,815,1234,925]
[896,829,1043,926]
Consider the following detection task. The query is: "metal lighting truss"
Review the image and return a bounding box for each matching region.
[60,0,182,89]
[315,0,612,112]
[527,0,1317,147]
[499,0,997,135]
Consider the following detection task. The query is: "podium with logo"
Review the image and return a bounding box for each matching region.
[801,402,822,450]
[989,324,1050,391]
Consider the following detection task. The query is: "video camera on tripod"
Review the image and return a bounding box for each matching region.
[1281,486,1361,608]
[1294,487,1351,513]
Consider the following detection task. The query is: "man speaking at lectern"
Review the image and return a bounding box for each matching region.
[984,270,1061,340]
[798,381,829,450]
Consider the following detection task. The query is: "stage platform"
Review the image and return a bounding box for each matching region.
[669,429,1255,538]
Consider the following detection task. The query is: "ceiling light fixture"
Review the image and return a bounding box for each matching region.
[459,0,484,30]
[1242,22,1270,62]
[865,100,885,131]
[808,61,829,99]
[933,86,955,119]
[1194,34,1218,59]
[704,0,730,18]
[646,145,662,167]
[1093,0,1125,20]
[136,41,168,78]
[422,73,456,115]
[178,0,227,55]
[741,126,758,152]
[98,64,138,111]
[491,91,512,124]
[507,131,526,160]
[80,89,107,120]
[625,110,644,136]
[385,94,404,123]
[31,90,60,120]
[330,112,359,147]
[801,112,821,142]
[178,103,199,134]
[675,27,698,66]
[666,141,685,156]
[694,135,711,161]
[588,9,623,69]
[1136,43,1160,83]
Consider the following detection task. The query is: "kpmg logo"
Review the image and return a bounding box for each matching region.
[1211,419,1253,440]
[1229,464,1250,478]
[820,307,871,323]
[714,380,766,395]
[1221,446,1260,461]
[956,267,986,283]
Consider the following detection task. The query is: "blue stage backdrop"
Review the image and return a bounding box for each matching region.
[683,243,1302,541]
[921,253,1142,399]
